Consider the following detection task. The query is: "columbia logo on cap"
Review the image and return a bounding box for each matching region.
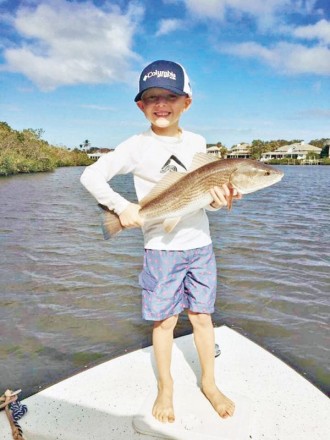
[143,70,176,82]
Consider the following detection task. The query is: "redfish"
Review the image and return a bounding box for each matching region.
[99,153,284,238]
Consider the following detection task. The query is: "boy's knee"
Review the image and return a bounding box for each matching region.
[188,312,212,328]
[154,314,178,331]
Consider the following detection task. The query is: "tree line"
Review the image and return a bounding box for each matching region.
[0,122,93,176]
[1,121,328,176]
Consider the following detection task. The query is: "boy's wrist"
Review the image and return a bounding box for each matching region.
[115,200,131,216]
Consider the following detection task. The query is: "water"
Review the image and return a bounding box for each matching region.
[0,165,329,398]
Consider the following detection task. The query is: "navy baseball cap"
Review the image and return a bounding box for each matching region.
[134,60,192,102]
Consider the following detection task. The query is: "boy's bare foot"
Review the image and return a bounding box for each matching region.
[202,382,235,419]
[152,382,175,423]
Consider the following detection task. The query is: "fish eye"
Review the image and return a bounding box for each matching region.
[265,171,271,176]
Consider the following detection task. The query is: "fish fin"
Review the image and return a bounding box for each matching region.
[163,217,181,233]
[140,172,185,207]
[98,204,123,239]
[227,188,234,210]
[188,152,219,172]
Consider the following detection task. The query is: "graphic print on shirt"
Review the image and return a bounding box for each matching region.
[160,155,187,173]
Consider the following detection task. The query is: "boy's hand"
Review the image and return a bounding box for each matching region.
[119,203,144,228]
[210,184,242,209]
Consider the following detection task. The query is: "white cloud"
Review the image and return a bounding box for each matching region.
[221,41,330,75]
[293,19,330,45]
[156,18,184,36]
[0,103,21,112]
[184,1,329,76]
[1,0,144,90]
[80,104,115,111]
[183,0,292,25]
[183,0,321,20]
[184,0,226,20]
[182,0,325,32]
[294,108,330,119]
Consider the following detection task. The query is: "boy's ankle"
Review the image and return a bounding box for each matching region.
[201,377,216,389]
[157,377,173,390]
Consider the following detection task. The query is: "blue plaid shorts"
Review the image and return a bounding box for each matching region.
[139,244,217,321]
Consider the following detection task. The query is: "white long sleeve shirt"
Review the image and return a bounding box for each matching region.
[80,128,213,250]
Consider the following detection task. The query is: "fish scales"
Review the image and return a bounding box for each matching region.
[140,162,234,218]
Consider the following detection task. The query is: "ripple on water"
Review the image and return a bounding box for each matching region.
[0,166,329,396]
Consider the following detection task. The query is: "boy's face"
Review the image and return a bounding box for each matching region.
[136,88,192,133]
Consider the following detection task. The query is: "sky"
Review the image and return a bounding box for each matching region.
[0,0,329,149]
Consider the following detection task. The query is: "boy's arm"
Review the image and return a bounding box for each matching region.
[80,143,136,216]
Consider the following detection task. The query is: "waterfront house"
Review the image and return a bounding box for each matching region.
[227,143,251,159]
[260,142,321,162]
[87,148,113,160]
[206,145,221,158]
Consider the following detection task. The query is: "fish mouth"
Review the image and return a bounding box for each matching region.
[272,171,284,184]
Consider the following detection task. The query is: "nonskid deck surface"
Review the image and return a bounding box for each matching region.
[1,326,329,440]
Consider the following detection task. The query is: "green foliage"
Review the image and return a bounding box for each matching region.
[249,139,300,159]
[267,158,302,165]
[320,144,329,159]
[0,122,93,176]
[306,151,319,160]
[309,138,330,149]
[267,157,329,165]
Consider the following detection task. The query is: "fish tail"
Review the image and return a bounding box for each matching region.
[98,204,123,239]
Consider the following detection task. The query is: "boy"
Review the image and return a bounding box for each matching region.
[80,60,237,423]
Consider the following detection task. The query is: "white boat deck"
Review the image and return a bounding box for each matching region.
[1,326,329,439]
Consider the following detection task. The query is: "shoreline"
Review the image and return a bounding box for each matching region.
[1,160,329,178]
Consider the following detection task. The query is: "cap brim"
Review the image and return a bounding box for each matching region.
[134,86,189,102]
